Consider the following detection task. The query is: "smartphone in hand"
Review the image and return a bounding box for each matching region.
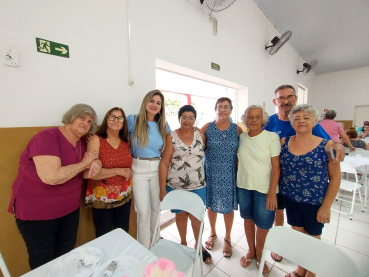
[329,147,335,159]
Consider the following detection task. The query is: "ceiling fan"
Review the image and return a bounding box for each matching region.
[297,59,318,75]
[265,31,292,55]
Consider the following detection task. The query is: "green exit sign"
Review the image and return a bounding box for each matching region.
[36,37,69,58]
[211,62,220,71]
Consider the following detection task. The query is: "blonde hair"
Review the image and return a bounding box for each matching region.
[61,103,98,135]
[133,90,167,151]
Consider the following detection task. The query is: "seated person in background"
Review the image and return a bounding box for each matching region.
[358,125,369,138]
[279,104,341,277]
[357,121,369,133]
[344,127,369,150]
[319,110,355,152]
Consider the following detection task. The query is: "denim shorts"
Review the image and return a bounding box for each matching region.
[238,188,275,230]
[166,185,206,213]
[284,197,324,236]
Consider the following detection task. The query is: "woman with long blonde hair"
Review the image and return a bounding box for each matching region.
[127,90,171,248]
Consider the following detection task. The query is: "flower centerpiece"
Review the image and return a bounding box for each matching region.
[144,258,185,277]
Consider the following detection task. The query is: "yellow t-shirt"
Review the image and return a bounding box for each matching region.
[237,130,281,194]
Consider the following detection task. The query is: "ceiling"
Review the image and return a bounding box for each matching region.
[253,0,369,75]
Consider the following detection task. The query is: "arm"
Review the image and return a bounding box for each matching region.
[200,122,210,134]
[237,125,243,135]
[83,135,132,180]
[366,142,369,150]
[316,141,341,224]
[266,156,280,211]
[159,134,174,201]
[332,142,345,163]
[339,132,355,152]
[34,150,98,185]
[200,132,206,149]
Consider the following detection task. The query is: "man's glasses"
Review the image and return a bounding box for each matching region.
[108,114,124,123]
[275,95,296,103]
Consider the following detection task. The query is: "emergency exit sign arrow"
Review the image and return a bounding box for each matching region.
[55,47,68,55]
[36,37,70,58]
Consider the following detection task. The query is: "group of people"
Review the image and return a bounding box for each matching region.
[9,85,345,277]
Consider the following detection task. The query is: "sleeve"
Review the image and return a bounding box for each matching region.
[312,123,331,140]
[166,121,172,134]
[29,129,61,159]
[127,115,135,136]
[269,132,281,157]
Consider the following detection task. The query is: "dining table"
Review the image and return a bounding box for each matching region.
[343,155,369,208]
[20,228,158,277]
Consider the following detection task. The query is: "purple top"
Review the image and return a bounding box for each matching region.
[8,127,86,220]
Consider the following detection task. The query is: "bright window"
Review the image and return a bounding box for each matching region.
[156,69,237,130]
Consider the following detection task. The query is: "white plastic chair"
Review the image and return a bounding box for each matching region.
[258,226,358,277]
[333,162,364,220]
[150,190,205,277]
[0,251,11,277]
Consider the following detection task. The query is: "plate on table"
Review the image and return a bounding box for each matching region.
[92,255,146,277]
[48,247,104,277]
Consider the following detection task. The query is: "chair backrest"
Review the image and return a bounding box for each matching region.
[160,190,205,221]
[348,148,369,157]
[340,162,358,183]
[0,251,11,277]
[262,227,358,276]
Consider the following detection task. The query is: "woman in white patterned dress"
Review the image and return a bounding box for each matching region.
[159,105,211,264]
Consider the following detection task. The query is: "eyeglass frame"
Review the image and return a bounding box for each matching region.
[274,95,296,103]
[179,116,196,123]
[216,105,231,111]
[108,114,124,123]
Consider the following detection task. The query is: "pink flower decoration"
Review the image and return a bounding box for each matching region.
[144,258,185,277]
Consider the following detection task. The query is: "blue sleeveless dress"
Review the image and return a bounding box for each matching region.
[279,136,329,206]
[204,121,239,213]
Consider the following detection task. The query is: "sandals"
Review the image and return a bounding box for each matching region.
[205,234,217,250]
[223,238,233,258]
[239,254,253,268]
[256,262,271,277]
[285,271,302,277]
[202,249,212,264]
[271,251,283,262]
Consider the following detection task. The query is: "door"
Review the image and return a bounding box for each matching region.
[354,105,369,129]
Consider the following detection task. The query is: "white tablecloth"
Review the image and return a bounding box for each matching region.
[21,228,158,277]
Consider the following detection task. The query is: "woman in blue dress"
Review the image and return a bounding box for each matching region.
[201,97,243,257]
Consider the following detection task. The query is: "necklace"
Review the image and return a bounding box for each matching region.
[75,140,82,161]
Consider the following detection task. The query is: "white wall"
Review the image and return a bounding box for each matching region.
[311,66,369,120]
[0,0,315,127]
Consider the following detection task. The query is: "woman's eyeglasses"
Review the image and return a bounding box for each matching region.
[108,114,124,123]
[180,116,196,123]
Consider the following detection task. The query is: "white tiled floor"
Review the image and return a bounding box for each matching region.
[161,199,369,277]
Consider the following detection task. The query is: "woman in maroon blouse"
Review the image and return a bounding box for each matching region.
[8,104,101,269]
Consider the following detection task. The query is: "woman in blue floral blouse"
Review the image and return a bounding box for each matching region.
[279,104,341,277]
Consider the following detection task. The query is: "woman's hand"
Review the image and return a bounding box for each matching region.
[266,192,278,211]
[117,168,132,181]
[317,205,331,224]
[81,150,98,167]
[332,142,345,163]
[86,160,102,178]
[160,188,167,202]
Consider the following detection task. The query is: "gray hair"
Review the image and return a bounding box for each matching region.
[325,110,336,120]
[288,104,320,125]
[62,103,98,135]
[241,105,269,128]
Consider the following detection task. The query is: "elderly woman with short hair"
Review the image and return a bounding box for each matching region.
[8,104,101,269]
[238,105,280,276]
[344,127,369,150]
[279,104,341,277]
[201,97,243,258]
[159,105,211,264]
